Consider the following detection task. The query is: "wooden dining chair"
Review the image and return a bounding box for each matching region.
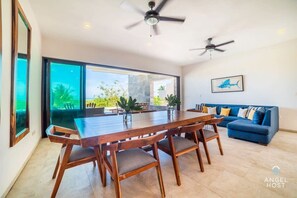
[46,125,102,198]
[158,123,205,186]
[189,117,224,165]
[101,132,166,198]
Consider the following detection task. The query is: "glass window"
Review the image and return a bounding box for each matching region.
[50,62,82,110]
[15,57,28,135]
[43,59,180,135]
[49,62,83,129]
[85,66,177,112]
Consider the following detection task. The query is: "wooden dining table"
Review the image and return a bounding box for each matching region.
[74,110,212,147]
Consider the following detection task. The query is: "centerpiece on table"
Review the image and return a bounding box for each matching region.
[165,94,181,115]
[117,96,142,122]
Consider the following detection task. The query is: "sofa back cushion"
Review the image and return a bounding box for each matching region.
[237,108,248,118]
[252,111,265,124]
[220,108,231,116]
[207,107,217,115]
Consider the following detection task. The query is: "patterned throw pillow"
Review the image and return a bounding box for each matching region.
[207,107,217,115]
[237,108,248,118]
[246,106,266,119]
[248,109,256,120]
[220,108,231,116]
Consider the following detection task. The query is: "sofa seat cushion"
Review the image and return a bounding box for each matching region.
[227,120,270,135]
[61,145,95,162]
[108,148,156,175]
[223,116,243,122]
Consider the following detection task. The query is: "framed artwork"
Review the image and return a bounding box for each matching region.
[211,75,244,93]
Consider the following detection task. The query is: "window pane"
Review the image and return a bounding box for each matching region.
[49,62,82,129]
[85,65,177,113]
[50,63,81,110]
[86,66,128,114]
[150,76,176,108]
[15,57,28,135]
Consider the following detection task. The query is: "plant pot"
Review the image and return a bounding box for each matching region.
[123,111,132,123]
[167,106,175,117]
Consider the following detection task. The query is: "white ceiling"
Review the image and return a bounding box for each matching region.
[29,0,297,66]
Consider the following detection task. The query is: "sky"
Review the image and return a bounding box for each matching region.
[49,63,129,100]
[86,67,128,99]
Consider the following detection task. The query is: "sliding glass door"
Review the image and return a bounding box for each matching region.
[44,60,84,130]
[42,58,180,136]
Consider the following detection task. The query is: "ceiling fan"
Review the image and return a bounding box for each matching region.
[190,38,235,56]
[121,0,186,36]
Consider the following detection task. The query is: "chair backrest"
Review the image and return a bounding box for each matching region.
[103,132,166,152]
[165,123,205,137]
[64,103,74,109]
[46,125,80,145]
[179,122,205,134]
[204,117,224,126]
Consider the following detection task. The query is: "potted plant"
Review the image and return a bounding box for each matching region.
[165,94,181,115]
[117,96,142,122]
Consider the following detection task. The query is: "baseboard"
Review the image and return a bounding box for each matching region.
[279,128,297,133]
[2,138,41,197]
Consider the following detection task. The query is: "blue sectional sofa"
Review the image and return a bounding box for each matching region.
[203,103,279,145]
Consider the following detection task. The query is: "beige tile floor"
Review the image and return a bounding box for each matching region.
[7,128,297,198]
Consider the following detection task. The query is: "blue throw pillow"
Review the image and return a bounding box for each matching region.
[252,110,265,125]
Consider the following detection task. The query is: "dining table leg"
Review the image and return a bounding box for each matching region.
[94,145,104,185]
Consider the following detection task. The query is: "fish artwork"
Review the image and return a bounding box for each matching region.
[217,79,240,89]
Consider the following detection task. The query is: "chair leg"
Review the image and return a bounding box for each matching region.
[52,157,60,179]
[114,177,122,198]
[156,164,166,198]
[93,160,96,167]
[102,164,107,187]
[51,166,66,198]
[171,155,181,186]
[216,137,224,155]
[195,147,204,172]
[202,140,211,164]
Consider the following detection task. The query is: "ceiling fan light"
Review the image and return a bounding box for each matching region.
[146,16,159,25]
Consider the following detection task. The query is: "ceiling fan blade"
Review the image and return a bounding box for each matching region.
[214,48,225,52]
[152,25,160,35]
[159,16,186,23]
[120,0,146,16]
[125,20,143,30]
[155,0,169,13]
[200,50,208,56]
[215,40,234,47]
[189,48,205,51]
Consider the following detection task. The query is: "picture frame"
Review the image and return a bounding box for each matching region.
[211,75,244,93]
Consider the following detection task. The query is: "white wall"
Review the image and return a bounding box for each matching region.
[182,39,297,131]
[42,37,181,77]
[0,0,42,196]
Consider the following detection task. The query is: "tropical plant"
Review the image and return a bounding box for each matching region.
[158,85,165,91]
[93,80,128,107]
[117,96,142,113]
[153,96,163,106]
[165,94,181,108]
[52,84,74,109]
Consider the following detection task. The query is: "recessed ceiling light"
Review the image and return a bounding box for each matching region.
[277,28,286,35]
[83,22,92,30]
